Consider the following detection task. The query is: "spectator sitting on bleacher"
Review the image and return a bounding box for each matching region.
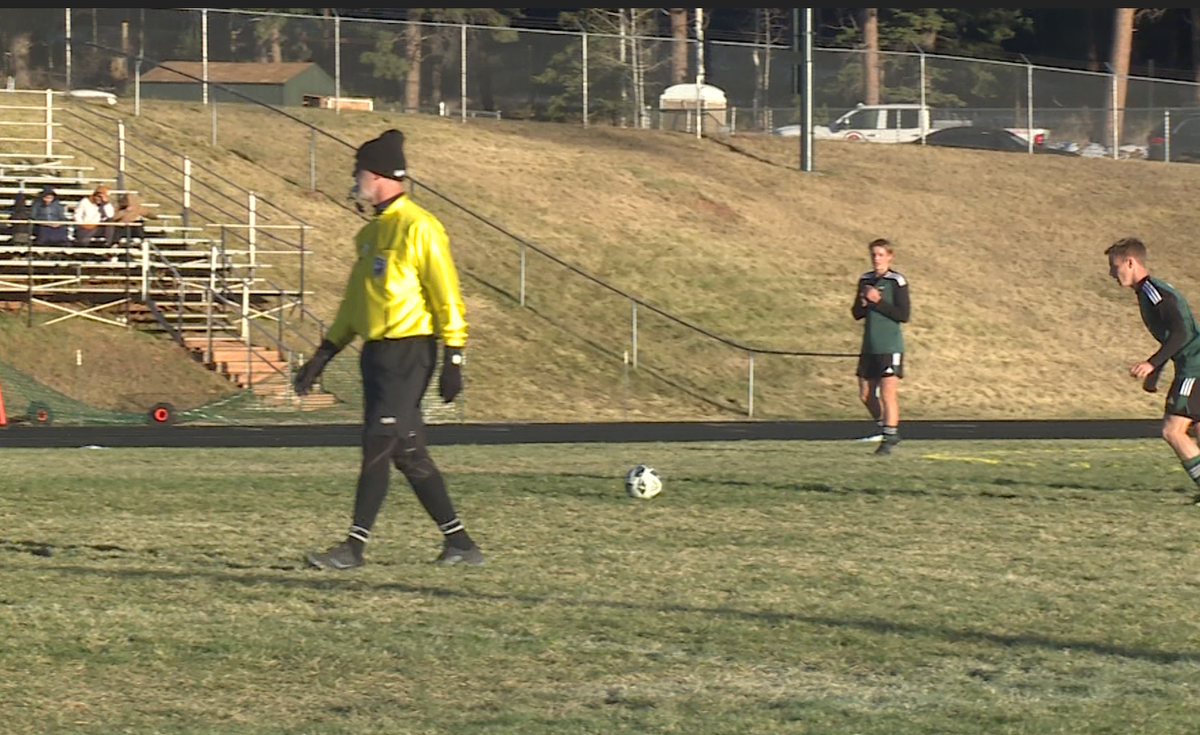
[73,185,116,247]
[111,192,155,244]
[4,192,33,248]
[32,186,69,247]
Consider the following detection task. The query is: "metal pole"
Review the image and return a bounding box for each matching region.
[460,23,468,123]
[582,31,589,128]
[117,120,126,190]
[202,8,209,105]
[182,157,191,228]
[136,8,144,117]
[631,300,638,369]
[207,246,216,365]
[1025,56,1034,154]
[296,225,304,319]
[747,353,755,417]
[1165,109,1171,163]
[26,239,32,327]
[916,43,927,145]
[519,242,526,306]
[800,8,814,171]
[695,8,704,140]
[334,11,341,114]
[309,128,316,191]
[248,193,257,278]
[44,89,53,158]
[65,9,72,91]
[1109,63,1119,160]
[298,226,305,321]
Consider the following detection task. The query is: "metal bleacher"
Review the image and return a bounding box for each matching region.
[0,89,325,408]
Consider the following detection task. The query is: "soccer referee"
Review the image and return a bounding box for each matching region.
[294,128,484,569]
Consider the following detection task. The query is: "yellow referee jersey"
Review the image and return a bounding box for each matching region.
[325,195,467,350]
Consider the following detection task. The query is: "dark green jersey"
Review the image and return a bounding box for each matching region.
[852,269,910,355]
[1137,275,1200,377]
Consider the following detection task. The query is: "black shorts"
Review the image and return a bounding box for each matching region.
[1163,375,1200,420]
[856,352,904,381]
[360,336,438,438]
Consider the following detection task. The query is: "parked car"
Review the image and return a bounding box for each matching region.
[1147,113,1200,162]
[913,126,1076,156]
[771,103,1049,146]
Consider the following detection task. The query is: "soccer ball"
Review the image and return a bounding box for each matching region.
[625,464,663,499]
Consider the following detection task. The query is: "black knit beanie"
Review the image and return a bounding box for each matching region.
[355,129,407,180]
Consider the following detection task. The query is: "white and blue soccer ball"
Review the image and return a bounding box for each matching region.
[625,464,663,499]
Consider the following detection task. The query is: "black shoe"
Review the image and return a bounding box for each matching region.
[306,540,364,570]
[433,540,485,566]
[875,438,899,455]
[1192,492,1200,506]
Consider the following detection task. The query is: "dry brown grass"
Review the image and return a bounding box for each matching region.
[10,95,1200,421]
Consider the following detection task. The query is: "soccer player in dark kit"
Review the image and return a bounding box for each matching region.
[1107,236,1200,504]
[852,238,911,455]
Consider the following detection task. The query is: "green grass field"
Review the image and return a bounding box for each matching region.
[4,439,1200,734]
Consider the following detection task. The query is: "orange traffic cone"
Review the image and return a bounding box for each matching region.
[0,377,7,428]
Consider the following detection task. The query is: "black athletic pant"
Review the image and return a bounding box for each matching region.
[350,336,465,542]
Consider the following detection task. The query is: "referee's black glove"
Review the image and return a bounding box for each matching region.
[294,339,340,396]
[439,347,464,403]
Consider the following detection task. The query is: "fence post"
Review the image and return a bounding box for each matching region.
[582,31,589,128]
[248,192,257,279]
[201,8,209,105]
[182,157,191,228]
[241,281,250,342]
[25,239,32,327]
[914,43,927,145]
[309,128,316,191]
[1109,64,1119,160]
[134,43,142,117]
[1022,54,1034,154]
[207,245,216,365]
[631,300,638,369]
[117,120,126,190]
[519,242,526,307]
[1165,109,1171,163]
[140,240,149,301]
[64,9,72,91]
[747,352,755,418]
[460,23,468,123]
[334,11,341,114]
[44,89,53,158]
[298,225,306,321]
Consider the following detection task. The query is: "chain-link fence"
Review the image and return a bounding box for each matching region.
[16,8,1198,154]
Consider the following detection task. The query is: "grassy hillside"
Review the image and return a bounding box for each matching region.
[10,96,1200,422]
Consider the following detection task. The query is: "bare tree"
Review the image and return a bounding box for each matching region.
[751,9,787,129]
[864,8,880,105]
[1107,8,1135,146]
[670,8,688,84]
[9,32,32,88]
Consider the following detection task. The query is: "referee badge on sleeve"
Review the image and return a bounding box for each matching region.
[372,256,386,277]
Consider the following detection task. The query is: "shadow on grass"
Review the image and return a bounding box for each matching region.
[460,470,1193,502]
[20,553,1200,667]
